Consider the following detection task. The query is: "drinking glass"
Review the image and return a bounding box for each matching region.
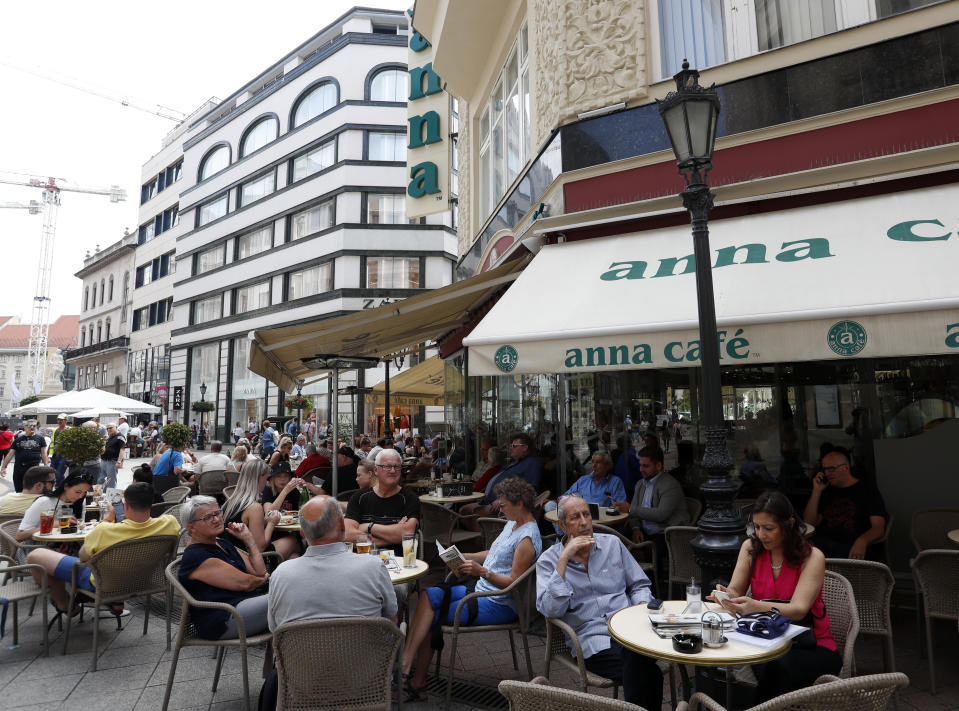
[355,534,371,555]
[58,514,72,532]
[402,534,417,568]
[39,510,55,534]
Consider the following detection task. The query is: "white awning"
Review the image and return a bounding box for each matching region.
[465,184,959,375]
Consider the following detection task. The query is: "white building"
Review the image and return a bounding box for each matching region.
[0,315,78,418]
[170,7,457,439]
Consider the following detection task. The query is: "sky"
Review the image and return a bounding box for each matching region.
[0,0,412,324]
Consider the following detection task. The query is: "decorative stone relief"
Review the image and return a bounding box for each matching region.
[531,0,566,150]
[456,100,472,257]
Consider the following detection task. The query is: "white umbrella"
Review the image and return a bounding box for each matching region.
[7,387,161,416]
[71,408,131,419]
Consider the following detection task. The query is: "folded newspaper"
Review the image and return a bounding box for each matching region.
[435,539,468,575]
[648,611,735,629]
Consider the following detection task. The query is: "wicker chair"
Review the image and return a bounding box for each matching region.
[224,469,241,487]
[222,485,236,499]
[533,490,552,511]
[909,508,959,552]
[434,564,537,710]
[151,500,179,517]
[544,617,620,698]
[65,534,179,670]
[685,496,702,524]
[664,526,700,598]
[478,516,508,549]
[910,549,959,694]
[681,672,909,711]
[273,617,403,711]
[420,501,481,559]
[196,469,228,497]
[0,518,39,565]
[593,523,658,595]
[499,677,644,710]
[336,488,358,502]
[821,569,859,678]
[0,550,51,652]
[162,485,191,503]
[163,558,273,711]
[825,559,896,675]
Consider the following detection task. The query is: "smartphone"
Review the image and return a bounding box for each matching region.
[112,501,125,523]
[712,589,730,604]
[647,597,663,610]
[312,477,325,489]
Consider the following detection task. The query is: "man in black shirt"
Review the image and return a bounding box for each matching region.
[99,422,125,490]
[344,449,419,555]
[2,420,48,492]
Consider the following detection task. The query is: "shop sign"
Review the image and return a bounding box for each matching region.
[406,9,450,218]
[827,321,867,357]
[172,386,183,410]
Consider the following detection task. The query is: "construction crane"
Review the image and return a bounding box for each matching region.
[0,173,126,398]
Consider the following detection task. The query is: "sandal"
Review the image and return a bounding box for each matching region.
[51,598,80,618]
[401,672,428,703]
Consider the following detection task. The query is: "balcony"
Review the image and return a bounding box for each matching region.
[62,336,130,362]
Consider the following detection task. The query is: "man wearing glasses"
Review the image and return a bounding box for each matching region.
[1,420,48,492]
[803,445,887,560]
[461,433,542,525]
[344,449,420,555]
[0,465,56,514]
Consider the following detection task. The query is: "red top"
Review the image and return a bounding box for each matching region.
[294,453,331,478]
[0,430,13,451]
[750,549,836,651]
[473,465,502,492]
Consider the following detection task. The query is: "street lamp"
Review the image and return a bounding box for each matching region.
[658,60,743,587]
[199,382,207,450]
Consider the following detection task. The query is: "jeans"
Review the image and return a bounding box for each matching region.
[51,455,67,486]
[98,460,118,489]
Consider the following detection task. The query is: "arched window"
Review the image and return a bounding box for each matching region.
[108,275,114,302]
[199,144,230,181]
[292,81,337,127]
[369,68,408,102]
[96,321,102,343]
[99,279,105,304]
[84,287,89,311]
[90,285,96,309]
[105,318,111,340]
[81,329,86,347]
[240,116,278,157]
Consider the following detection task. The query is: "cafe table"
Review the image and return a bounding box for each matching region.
[544,507,628,525]
[947,528,959,545]
[389,558,429,585]
[32,523,97,544]
[608,600,792,708]
[419,491,484,505]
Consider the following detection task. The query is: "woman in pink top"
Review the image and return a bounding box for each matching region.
[710,490,841,702]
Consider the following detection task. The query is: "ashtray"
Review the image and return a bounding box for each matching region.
[606,508,618,516]
[672,633,703,654]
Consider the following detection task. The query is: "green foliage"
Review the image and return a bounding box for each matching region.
[284,395,313,411]
[160,421,191,449]
[54,426,105,464]
[191,400,215,413]
[18,395,39,406]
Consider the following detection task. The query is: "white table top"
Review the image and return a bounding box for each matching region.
[388,558,429,585]
[948,529,959,545]
[544,507,628,525]
[608,600,792,667]
[419,492,485,504]
[33,524,97,543]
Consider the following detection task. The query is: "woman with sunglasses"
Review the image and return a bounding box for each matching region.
[17,469,91,543]
[178,495,270,640]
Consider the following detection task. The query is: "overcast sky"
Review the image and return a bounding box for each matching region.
[0,0,411,324]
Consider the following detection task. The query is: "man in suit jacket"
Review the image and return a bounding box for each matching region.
[628,446,689,545]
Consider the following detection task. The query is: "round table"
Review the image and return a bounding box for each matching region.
[947,529,959,545]
[544,507,628,525]
[275,518,301,532]
[419,492,484,505]
[389,559,429,585]
[33,526,96,543]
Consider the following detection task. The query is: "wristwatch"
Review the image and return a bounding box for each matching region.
[368,522,375,535]
[482,568,491,580]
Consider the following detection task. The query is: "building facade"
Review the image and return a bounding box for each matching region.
[0,315,78,417]
[65,236,135,396]
[170,7,457,440]
[416,0,959,576]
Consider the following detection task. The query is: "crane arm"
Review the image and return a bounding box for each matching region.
[0,200,42,214]
[0,174,126,202]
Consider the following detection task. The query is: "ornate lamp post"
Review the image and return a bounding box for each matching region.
[199,382,207,450]
[658,60,743,587]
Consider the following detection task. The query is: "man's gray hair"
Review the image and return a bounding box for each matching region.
[592,451,613,469]
[210,440,223,452]
[305,442,317,456]
[300,497,343,541]
[375,448,401,465]
[181,495,218,528]
[556,492,585,523]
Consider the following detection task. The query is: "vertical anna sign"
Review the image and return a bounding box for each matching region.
[406,10,450,218]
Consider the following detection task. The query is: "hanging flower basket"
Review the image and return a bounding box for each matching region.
[191,400,215,413]
[284,395,313,411]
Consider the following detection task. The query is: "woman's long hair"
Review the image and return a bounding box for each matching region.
[222,457,269,523]
[49,469,94,518]
[749,490,810,567]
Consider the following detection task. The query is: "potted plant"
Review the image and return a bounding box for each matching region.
[160,421,191,449]
[53,426,105,478]
[191,400,215,413]
[284,395,313,411]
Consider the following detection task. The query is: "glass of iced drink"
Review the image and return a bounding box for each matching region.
[39,510,55,534]
[402,534,417,568]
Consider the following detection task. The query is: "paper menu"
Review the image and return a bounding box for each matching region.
[435,539,467,575]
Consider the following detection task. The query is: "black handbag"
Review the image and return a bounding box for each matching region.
[761,598,821,648]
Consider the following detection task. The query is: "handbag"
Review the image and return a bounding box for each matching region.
[735,608,792,639]
[761,598,820,648]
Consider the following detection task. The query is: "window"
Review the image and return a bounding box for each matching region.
[195,245,225,275]
[105,318,111,340]
[140,178,157,204]
[80,330,86,347]
[193,295,222,324]
[198,194,228,226]
[292,140,335,182]
[292,82,337,127]
[479,22,529,221]
[84,287,89,311]
[108,276,114,302]
[96,321,102,342]
[290,201,333,241]
[234,281,271,314]
[139,220,156,243]
[240,116,278,157]
[162,205,179,231]
[366,193,409,224]
[288,263,332,300]
[191,343,219,413]
[199,144,230,180]
[370,68,408,102]
[237,226,273,259]
[369,132,406,161]
[239,171,275,206]
[99,280,105,304]
[366,257,420,288]
[136,252,174,287]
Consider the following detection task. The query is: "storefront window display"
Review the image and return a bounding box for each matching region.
[190,343,219,433]
[231,338,266,433]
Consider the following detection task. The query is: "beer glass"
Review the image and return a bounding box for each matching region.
[402,534,417,568]
[355,534,371,555]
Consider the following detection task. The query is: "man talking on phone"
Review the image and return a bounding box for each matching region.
[536,493,663,710]
[803,445,887,560]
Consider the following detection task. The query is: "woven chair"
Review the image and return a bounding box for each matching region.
[685,496,702,524]
[593,523,658,594]
[682,672,908,711]
[222,485,236,499]
[869,512,893,567]
[434,564,537,710]
[420,501,481,559]
[65,534,179,670]
[910,508,959,552]
[825,559,896,675]
[0,518,40,565]
[499,677,643,710]
[336,488,358,502]
[151,500,179,517]
[273,617,403,711]
[0,551,51,652]
[478,516,508,549]
[910,549,959,693]
[302,467,332,487]
[533,490,551,511]
[163,558,273,711]
[665,526,700,598]
[196,470,228,497]
[544,617,620,698]
[162,485,191,503]
[224,469,241,487]
[821,569,859,678]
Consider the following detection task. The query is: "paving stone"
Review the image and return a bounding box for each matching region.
[3,671,84,704]
[134,678,215,710]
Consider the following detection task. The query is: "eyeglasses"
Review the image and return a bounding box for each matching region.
[510,443,526,448]
[823,463,848,473]
[190,510,223,524]
[43,479,56,486]
[376,464,402,470]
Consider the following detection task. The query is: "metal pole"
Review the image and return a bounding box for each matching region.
[331,368,339,498]
[557,374,569,493]
[384,360,391,438]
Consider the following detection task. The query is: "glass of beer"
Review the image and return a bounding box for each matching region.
[39,510,55,534]
[58,513,72,532]
[355,534,371,555]
[402,534,417,568]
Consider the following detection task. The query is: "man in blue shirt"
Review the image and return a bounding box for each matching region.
[561,452,628,511]
[460,433,541,526]
[536,494,662,710]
